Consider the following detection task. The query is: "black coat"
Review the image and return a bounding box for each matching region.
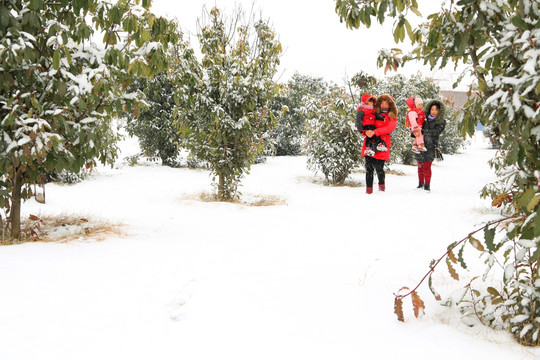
[415,100,446,163]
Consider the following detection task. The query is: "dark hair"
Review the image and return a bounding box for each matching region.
[431,103,441,111]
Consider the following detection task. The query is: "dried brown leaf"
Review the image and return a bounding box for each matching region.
[469,236,485,252]
[448,249,458,264]
[492,192,511,207]
[446,257,460,281]
[411,291,425,318]
[394,297,404,322]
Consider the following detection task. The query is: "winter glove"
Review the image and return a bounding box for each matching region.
[375,112,385,120]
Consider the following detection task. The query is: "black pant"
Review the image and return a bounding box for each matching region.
[365,156,385,188]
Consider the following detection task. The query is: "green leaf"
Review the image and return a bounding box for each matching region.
[103,32,118,46]
[29,12,40,29]
[404,19,413,39]
[410,6,422,17]
[393,26,400,43]
[53,50,61,70]
[57,81,67,97]
[526,194,540,212]
[484,227,497,252]
[378,1,387,23]
[399,23,405,42]
[457,245,468,270]
[428,274,441,301]
[29,0,42,11]
[0,6,10,29]
[487,287,500,297]
[516,187,535,210]
[535,212,540,237]
[65,50,72,65]
[511,16,530,31]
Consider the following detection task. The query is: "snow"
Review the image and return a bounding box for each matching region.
[0,132,539,359]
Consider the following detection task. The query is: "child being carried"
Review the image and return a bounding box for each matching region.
[356,94,388,157]
[406,96,428,154]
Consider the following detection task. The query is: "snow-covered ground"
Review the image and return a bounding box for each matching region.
[1,132,539,359]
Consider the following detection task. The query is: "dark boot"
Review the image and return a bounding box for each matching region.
[417,183,424,189]
[379,184,385,192]
[366,187,373,194]
[424,184,431,191]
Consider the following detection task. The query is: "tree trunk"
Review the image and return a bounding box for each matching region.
[218,174,225,200]
[10,171,23,240]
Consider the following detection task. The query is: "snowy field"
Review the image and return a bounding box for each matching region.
[1,132,539,359]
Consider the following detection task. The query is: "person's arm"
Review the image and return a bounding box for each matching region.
[424,120,446,137]
[374,115,397,136]
[355,110,365,131]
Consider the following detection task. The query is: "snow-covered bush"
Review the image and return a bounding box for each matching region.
[438,107,465,155]
[268,74,329,156]
[46,170,84,185]
[125,73,182,167]
[174,7,282,200]
[0,0,179,239]
[303,87,362,185]
[482,123,502,149]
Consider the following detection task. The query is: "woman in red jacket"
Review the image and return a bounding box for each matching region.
[361,94,397,194]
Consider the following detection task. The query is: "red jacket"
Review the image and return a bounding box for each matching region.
[361,111,397,161]
[357,104,376,127]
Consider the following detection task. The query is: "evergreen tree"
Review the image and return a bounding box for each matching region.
[303,86,362,185]
[269,73,329,156]
[125,72,181,167]
[438,105,465,155]
[175,7,282,200]
[0,0,178,239]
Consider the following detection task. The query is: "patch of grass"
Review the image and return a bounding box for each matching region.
[0,213,125,246]
[303,175,363,187]
[386,168,406,176]
[181,192,287,207]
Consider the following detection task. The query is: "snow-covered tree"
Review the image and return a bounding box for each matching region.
[438,105,465,156]
[0,0,179,239]
[125,72,181,167]
[336,0,540,345]
[268,73,329,156]
[175,7,282,200]
[303,86,362,185]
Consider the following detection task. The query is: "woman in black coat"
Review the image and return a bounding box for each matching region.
[415,99,446,191]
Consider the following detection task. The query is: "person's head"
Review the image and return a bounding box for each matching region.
[430,103,440,117]
[376,94,397,117]
[361,94,376,106]
[414,96,423,109]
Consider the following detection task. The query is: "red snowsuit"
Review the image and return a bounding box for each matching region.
[406,96,425,146]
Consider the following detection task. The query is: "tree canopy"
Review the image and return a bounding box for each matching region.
[0,0,179,238]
